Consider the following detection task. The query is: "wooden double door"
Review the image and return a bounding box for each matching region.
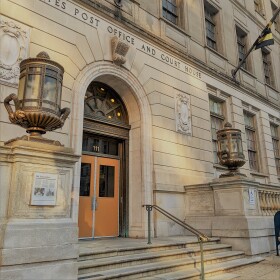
[78,155,119,238]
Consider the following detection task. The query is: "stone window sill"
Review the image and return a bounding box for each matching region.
[205,46,228,61]
[240,67,256,79]
[255,10,266,20]
[250,171,269,178]
[265,83,279,94]
[160,17,190,38]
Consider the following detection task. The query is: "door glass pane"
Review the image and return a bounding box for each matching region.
[80,163,91,196]
[99,165,115,197]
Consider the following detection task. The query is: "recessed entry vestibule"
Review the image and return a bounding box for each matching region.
[78,81,130,239]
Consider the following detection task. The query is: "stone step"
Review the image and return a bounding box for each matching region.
[78,250,246,280]
[140,256,264,280]
[79,237,220,261]
[79,243,233,274]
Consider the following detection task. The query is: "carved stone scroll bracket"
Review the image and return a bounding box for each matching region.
[175,93,192,135]
[111,36,130,66]
[0,16,30,84]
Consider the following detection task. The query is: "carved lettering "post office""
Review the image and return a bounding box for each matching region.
[107,26,135,45]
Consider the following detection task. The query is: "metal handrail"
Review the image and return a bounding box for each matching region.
[143,204,210,280]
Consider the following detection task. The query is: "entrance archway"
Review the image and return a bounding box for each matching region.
[78,81,130,238]
[71,62,153,238]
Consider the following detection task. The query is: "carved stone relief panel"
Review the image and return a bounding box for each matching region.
[111,36,130,66]
[0,16,30,85]
[175,92,192,135]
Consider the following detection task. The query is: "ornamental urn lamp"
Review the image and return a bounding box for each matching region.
[4,52,70,145]
[216,122,246,177]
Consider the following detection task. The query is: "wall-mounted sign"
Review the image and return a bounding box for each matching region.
[31,172,58,206]
[249,188,255,205]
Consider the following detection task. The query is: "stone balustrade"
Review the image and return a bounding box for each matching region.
[258,189,280,216]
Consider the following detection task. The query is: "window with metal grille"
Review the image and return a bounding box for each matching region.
[205,7,217,50]
[236,27,248,70]
[210,98,224,164]
[270,123,280,176]
[162,0,177,25]
[262,50,274,86]
[244,112,259,172]
[271,2,280,33]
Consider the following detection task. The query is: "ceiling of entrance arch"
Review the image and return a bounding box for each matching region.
[84,82,128,125]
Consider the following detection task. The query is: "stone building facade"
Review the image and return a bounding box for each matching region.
[0,0,280,279]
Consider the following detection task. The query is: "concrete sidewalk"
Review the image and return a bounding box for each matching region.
[208,253,280,280]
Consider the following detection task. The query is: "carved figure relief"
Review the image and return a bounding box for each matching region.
[111,36,130,66]
[0,17,30,84]
[175,93,192,135]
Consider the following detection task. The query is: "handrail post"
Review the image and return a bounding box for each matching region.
[199,237,205,280]
[145,205,153,244]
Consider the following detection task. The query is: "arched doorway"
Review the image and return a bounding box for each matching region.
[71,62,153,239]
[78,81,130,238]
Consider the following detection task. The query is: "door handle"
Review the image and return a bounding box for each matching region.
[91,197,98,211]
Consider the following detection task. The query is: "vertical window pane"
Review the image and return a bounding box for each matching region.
[213,141,218,164]
[270,124,280,176]
[244,112,259,172]
[236,27,247,69]
[276,158,280,175]
[162,0,177,24]
[205,5,217,51]
[262,50,273,86]
[99,165,115,197]
[210,98,224,164]
[80,163,91,196]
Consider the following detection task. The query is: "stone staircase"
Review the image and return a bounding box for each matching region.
[78,237,263,280]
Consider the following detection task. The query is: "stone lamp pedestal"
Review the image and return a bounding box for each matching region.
[185,176,276,255]
[0,140,79,279]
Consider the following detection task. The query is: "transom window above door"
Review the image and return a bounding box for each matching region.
[82,133,119,156]
[84,82,128,125]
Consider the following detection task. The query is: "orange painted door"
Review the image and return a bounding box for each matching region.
[94,157,119,237]
[78,155,119,238]
[78,155,94,238]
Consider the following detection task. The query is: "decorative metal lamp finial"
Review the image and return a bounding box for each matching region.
[4,52,70,146]
[36,51,50,59]
[216,122,246,177]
